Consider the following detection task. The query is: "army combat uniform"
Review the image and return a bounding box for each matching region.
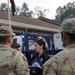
[0,44,30,75]
[42,44,75,75]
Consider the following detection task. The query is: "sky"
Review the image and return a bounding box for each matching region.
[0,0,75,19]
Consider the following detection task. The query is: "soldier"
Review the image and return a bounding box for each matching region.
[0,26,30,75]
[42,18,75,75]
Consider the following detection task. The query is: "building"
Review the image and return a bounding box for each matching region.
[0,11,60,35]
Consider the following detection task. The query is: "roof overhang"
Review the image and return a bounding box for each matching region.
[0,19,60,32]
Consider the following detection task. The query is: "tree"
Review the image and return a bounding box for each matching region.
[0,3,8,11]
[55,1,75,23]
[20,2,33,17]
[34,6,49,18]
[15,6,20,15]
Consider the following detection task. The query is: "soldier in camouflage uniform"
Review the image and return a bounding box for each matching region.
[42,18,75,75]
[0,26,30,75]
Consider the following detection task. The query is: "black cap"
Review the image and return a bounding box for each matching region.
[12,43,20,48]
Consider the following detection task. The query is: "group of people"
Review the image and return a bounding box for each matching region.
[12,35,50,75]
[0,18,75,75]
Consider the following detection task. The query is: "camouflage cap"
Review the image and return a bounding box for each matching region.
[0,26,15,36]
[61,18,75,33]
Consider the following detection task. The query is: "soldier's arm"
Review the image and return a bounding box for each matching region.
[15,52,30,75]
[42,57,58,75]
[42,61,58,75]
[42,53,64,75]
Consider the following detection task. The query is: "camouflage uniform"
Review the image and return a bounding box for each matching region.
[0,26,30,75]
[42,18,75,75]
[43,44,75,75]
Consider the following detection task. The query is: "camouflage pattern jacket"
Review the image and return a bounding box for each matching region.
[42,44,75,75]
[0,44,30,75]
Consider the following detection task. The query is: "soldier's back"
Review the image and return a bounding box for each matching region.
[0,44,30,75]
[0,44,18,75]
[42,44,75,75]
[60,45,75,75]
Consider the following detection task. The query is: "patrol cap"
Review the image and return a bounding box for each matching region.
[61,18,75,33]
[0,26,15,36]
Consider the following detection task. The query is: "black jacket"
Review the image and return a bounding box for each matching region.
[30,52,50,75]
[31,52,50,66]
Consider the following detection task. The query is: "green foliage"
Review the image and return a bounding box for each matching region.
[19,2,33,17]
[15,6,20,15]
[34,6,49,18]
[0,2,33,17]
[0,3,8,11]
[55,1,75,23]
[0,2,48,18]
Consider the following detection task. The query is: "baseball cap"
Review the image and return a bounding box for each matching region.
[0,26,15,36]
[61,18,75,33]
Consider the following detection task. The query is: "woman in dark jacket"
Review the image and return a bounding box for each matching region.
[30,38,50,75]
